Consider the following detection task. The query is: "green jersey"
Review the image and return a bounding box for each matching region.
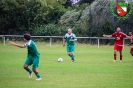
[64,33,77,45]
[24,40,40,57]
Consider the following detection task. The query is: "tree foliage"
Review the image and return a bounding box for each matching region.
[0,0,133,37]
[0,0,67,34]
[58,3,89,36]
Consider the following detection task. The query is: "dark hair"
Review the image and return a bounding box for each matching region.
[23,34,31,40]
[129,31,133,33]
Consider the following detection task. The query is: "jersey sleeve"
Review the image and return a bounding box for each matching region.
[112,32,116,37]
[121,33,127,37]
[64,34,67,40]
[73,34,77,40]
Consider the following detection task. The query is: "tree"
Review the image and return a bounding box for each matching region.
[0,0,67,34]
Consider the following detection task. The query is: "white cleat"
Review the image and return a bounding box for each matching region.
[29,73,32,78]
[71,60,74,63]
[36,78,42,81]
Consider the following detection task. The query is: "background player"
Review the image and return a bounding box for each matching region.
[63,28,77,62]
[103,27,130,62]
[127,31,133,56]
[9,34,41,80]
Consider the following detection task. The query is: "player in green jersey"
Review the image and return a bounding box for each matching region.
[63,28,77,62]
[9,34,41,80]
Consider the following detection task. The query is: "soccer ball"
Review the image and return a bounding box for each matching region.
[58,58,63,62]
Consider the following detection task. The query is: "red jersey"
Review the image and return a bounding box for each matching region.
[130,35,133,51]
[131,35,133,43]
[112,32,127,46]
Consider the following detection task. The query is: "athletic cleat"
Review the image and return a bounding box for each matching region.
[114,60,116,62]
[29,73,32,78]
[36,78,42,81]
[71,60,74,63]
[120,60,122,62]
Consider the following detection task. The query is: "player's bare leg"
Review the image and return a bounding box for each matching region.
[130,51,133,56]
[114,50,117,62]
[68,52,71,58]
[68,52,72,61]
[23,64,32,78]
[32,68,41,80]
[120,51,122,62]
[68,53,71,56]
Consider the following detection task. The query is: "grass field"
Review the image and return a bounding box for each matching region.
[0,43,133,88]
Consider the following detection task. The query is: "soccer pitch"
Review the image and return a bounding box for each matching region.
[0,43,133,88]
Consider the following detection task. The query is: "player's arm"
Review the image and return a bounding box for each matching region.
[127,42,133,46]
[73,39,77,42]
[126,35,131,39]
[73,35,77,42]
[9,41,25,48]
[127,39,133,46]
[103,34,112,38]
[63,39,66,47]
[125,35,131,46]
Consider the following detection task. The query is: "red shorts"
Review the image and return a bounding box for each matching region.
[114,44,123,52]
[130,47,133,52]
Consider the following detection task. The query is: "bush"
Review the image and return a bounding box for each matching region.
[31,23,83,37]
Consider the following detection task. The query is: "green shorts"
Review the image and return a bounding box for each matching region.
[67,45,75,52]
[24,55,40,68]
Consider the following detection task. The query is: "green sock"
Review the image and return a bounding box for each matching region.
[27,69,32,74]
[71,55,74,61]
[70,55,74,61]
[36,73,41,78]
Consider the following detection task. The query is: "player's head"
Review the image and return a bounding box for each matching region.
[116,27,121,33]
[23,34,31,41]
[129,31,133,36]
[68,28,72,35]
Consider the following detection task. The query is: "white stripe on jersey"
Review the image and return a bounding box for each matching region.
[117,44,124,46]
[24,40,31,47]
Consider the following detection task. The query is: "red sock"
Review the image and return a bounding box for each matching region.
[114,54,116,60]
[120,54,122,61]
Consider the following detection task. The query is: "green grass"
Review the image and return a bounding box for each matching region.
[0,43,133,88]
